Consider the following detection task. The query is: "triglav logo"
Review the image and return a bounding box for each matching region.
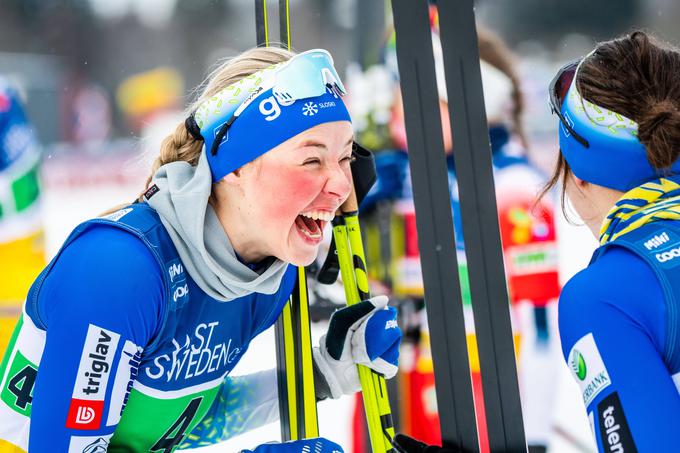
[76,406,96,424]
[66,325,120,430]
[81,330,113,396]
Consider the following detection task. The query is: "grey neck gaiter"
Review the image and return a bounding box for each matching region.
[147,151,289,302]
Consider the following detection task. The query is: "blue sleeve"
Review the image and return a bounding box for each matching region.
[29,225,164,451]
[559,247,680,452]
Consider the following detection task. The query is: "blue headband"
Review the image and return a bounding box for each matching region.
[204,87,350,182]
[193,50,352,182]
[560,74,680,191]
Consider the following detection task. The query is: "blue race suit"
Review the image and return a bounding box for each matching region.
[559,221,680,452]
[0,202,296,452]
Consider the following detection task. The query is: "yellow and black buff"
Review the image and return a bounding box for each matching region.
[599,175,680,245]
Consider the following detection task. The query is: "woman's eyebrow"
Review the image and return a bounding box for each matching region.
[299,140,327,149]
[299,137,354,150]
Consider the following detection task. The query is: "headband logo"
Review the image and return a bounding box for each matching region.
[239,86,265,113]
[302,102,319,116]
[213,121,229,144]
[562,111,574,138]
[259,96,282,121]
[259,93,296,122]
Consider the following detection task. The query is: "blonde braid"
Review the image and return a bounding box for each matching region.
[137,46,294,201]
[98,47,294,217]
[139,123,203,201]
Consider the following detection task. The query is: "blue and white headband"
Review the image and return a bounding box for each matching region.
[556,54,680,191]
[189,49,352,182]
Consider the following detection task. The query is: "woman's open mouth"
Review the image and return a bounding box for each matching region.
[295,210,334,244]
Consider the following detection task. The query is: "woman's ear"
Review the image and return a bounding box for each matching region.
[221,168,241,186]
[571,173,588,189]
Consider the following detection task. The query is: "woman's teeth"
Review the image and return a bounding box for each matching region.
[300,210,334,222]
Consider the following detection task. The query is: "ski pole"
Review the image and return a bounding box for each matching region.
[333,183,396,453]
[256,0,319,440]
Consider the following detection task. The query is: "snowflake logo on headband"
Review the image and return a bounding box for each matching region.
[302,102,318,116]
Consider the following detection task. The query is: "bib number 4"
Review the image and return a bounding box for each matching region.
[1,350,38,417]
[150,397,203,453]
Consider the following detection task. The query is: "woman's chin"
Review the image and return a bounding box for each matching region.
[285,250,318,267]
[282,227,323,266]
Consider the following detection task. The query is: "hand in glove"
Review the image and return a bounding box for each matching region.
[242,438,344,453]
[313,295,402,399]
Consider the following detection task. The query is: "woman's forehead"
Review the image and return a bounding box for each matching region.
[298,121,353,140]
[276,121,354,152]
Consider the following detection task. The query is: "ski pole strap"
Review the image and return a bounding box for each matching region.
[317,143,376,285]
[351,142,377,207]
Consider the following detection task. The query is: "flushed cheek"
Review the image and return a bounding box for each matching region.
[259,169,323,224]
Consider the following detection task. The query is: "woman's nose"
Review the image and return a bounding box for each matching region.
[325,163,352,201]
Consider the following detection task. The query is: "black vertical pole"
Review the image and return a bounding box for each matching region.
[391,0,479,451]
[437,1,527,451]
[255,0,293,441]
[279,0,290,49]
[255,0,267,46]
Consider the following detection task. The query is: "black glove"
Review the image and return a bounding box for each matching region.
[391,434,473,453]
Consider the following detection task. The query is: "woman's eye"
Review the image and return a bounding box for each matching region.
[340,154,355,165]
[303,158,321,166]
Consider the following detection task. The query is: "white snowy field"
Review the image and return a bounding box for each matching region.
[41,175,597,452]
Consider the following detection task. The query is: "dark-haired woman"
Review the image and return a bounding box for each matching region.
[391,30,680,453]
[544,31,680,452]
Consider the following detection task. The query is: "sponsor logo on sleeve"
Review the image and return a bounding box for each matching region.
[640,230,680,266]
[568,333,611,407]
[102,208,133,222]
[167,259,189,307]
[597,392,637,452]
[106,340,143,426]
[643,231,670,250]
[168,260,185,284]
[385,320,399,330]
[68,435,111,453]
[66,325,120,430]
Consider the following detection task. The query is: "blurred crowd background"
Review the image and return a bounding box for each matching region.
[3,0,680,158]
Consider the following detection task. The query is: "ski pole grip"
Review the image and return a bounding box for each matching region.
[340,183,359,214]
